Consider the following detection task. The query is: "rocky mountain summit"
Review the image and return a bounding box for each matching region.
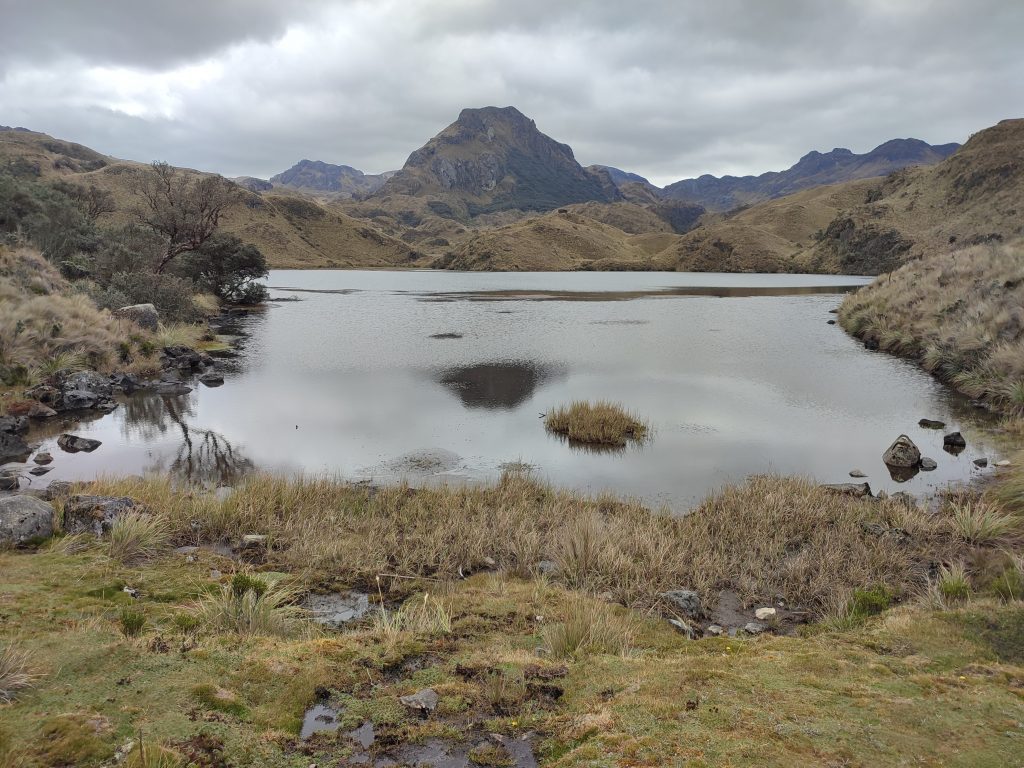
[663,138,960,211]
[373,106,621,216]
[270,159,394,197]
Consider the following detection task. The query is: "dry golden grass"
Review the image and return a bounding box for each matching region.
[544,400,649,447]
[840,241,1024,413]
[0,247,141,378]
[0,642,37,703]
[83,471,968,615]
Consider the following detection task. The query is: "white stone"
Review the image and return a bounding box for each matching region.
[754,607,777,620]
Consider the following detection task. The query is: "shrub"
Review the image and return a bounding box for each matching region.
[849,584,896,618]
[109,271,198,322]
[118,606,146,638]
[173,233,268,305]
[231,572,269,600]
[544,401,649,447]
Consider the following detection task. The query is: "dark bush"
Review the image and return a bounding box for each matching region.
[109,271,198,322]
[174,233,268,305]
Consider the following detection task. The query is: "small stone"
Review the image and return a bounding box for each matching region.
[28,466,52,476]
[820,482,872,498]
[240,534,267,549]
[399,688,438,713]
[827,319,836,325]
[33,452,53,465]
[918,419,946,429]
[995,460,1011,467]
[0,472,19,491]
[742,622,768,636]
[704,624,724,637]
[754,607,777,621]
[919,457,938,471]
[849,469,867,478]
[973,458,988,468]
[210,569,222,580]
[668,618,695,638]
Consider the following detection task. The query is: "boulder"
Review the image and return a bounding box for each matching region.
[820,482,872,498]
[57,434,102,453]
[0,415,28,434]
[62,494,141,536]
[109,373,143,393]
[399,688,438,713]
[660,589,702,619]
[918,418,945,429]
[25,371,114,413]
[0,495,55,546]
[198,372,224,387]
[883,435,921,468]
[114,303,159,332]
[919,457,938,471]
[0,431,30,464]
[943,432,967,448]
[162,346,204,371]
[33,452,52,465]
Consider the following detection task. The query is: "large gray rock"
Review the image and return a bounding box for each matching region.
[0,495,55,546]
[399,688,438,713]
[62,494,140,535]
[114,303,159,332]
[0,415,28,434]
[0,431,30,464]
[660,589,702,619]
[25,371,114,413]
[883,435,921,468]
[57,434,102,453]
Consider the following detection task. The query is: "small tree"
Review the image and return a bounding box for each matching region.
[51,180,116,221]
[176,233,268,304]
[131,162,238,273]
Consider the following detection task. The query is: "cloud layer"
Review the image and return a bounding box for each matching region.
[2,0,1021,186]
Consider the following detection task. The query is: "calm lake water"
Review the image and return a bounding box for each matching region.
[12,270,1001,510]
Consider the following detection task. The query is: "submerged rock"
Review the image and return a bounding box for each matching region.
[0,471,20,491]
[849,469,867,478]
[0,495,55,546]
[974,458,988,468]
[156,382,193,396]
[57,434,102,453]
[943,431,967,448]
[0,415,28,434]
[920,457,938,471]
[198,372,224,387]
[883,435,921,468]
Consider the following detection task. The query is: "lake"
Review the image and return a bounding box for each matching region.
[13,270,1001,509]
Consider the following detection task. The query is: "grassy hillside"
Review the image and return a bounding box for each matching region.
[0,129,418,270]
[840,240,1024,414]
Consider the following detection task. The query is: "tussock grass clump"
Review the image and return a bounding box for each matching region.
[123,743,186,768]
[118,606,146,638]
[542,597,636,658]
[85,471,963,616]
[949,500,1020,546]
[155,322,204,349]
[193,576,305,638]
[544,400,649,447]
[108,512,171,565]
[937,563,972,603]
[0,642,37,703]
[373,591,452,641]
[839,241,1024,414]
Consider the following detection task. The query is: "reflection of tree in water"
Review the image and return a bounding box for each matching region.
[125,392,254,485]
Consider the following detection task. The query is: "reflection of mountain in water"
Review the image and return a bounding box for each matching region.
[437,361,561,409]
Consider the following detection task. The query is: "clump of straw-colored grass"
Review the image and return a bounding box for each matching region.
[544,400,649,447]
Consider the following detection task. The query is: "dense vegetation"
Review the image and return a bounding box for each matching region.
[0,165,268,324]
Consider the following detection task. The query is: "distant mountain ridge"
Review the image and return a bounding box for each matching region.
[374,106,621,216]
[662,138,960,211]
[270,159,394,197]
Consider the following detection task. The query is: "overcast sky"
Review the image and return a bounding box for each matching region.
[1,0,1021,186]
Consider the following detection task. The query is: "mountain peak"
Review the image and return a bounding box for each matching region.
[374,106,619,215]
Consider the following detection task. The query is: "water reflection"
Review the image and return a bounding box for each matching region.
[124,392,254,484]
[886,464,921,483]
[437,361,562,410]
[412,284,866,302]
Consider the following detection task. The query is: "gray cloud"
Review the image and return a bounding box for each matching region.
[1,0,1021,186]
